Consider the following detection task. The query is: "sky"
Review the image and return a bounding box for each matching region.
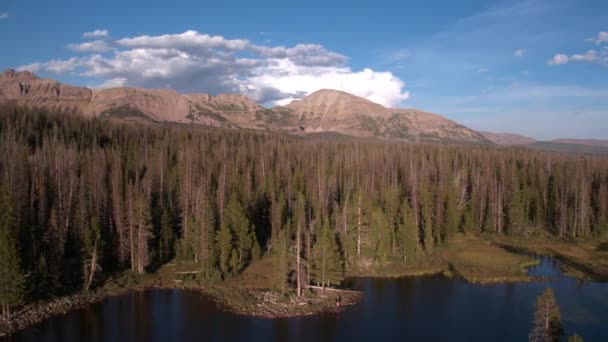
[1,0,607,140]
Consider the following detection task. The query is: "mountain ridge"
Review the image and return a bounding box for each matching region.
[0,69,488,143]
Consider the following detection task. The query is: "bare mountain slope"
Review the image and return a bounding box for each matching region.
[283,89,488,143]
[0,69,488,144]
[478,131,536,145]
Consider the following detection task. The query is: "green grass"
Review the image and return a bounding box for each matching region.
[346,235,541,283]
[347,256,447,278]
[440,236,539,283]
[489,234,608,281]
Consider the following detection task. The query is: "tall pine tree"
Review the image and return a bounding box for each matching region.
[0,183,25,320]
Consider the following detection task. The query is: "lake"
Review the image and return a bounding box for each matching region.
[5,256,608,342]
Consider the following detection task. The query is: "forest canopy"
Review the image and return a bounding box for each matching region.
[0,104,607,317]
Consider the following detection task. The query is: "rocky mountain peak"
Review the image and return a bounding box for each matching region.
[1,69,37,81]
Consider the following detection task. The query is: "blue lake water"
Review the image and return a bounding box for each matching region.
[5,256,608,341]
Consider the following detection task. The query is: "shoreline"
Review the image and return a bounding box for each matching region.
[3,236,603,337]
[0,266,538,337]
[0,277,361,337]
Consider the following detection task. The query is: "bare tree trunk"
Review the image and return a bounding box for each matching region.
[296,221,302,296]
[128,185,135,272]
[357,194,361,257]
[137,221,144,274]
[85,239,98,292]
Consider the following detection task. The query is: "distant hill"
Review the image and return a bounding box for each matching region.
[478,131,536,145]
[552,139,608,148]
[527,141,608,155]
[478,130,608,155]
[0,69,489,144]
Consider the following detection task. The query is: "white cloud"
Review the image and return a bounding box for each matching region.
[570,50,599,62]
[548,50,604,65]
[548,53,569,65]
[513,49,525,57]
[19,30,409,107]
[0,12,7,19]
[83,29,109,38]
[18,57,82,74]
[246,59,409,107]
[68,40,113,52]
[476,67,489,73]
[88,77,127,89]
[585,31,608,45]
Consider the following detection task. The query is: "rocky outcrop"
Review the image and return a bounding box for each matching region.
[0,70,93,114]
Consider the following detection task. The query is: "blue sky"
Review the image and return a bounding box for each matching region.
[1,0,607,139]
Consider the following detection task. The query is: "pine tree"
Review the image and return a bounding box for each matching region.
[444,186,459,243]
[420,183,434,251]
[398,199,419,262]
[0,184,25,320]
[567,334,584,342]
[215,220,234,277]
[223,193,259,273]
[273,229,290,295]
[529,288,563,342]
[311,217,343,290]
[158,208,174,263]
[507,181,525,235]
[134,191,152,274]
[371,207,391,263]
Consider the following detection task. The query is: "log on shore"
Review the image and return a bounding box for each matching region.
[307,285,361,293]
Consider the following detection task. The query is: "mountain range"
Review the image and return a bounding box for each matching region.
[0,69,488,144]
[1,69,606,152]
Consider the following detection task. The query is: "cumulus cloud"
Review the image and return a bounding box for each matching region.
[548,50,604,65]
[548,53,569,65]
[570,50,599,62]
[83,29,109,38]
[18,57,83,74]
[88,77,127,89]
[18,30,409,107]
[246,59,409,106]
[585,31,608,45]
[513,49,525,57]
[68,40,113,52]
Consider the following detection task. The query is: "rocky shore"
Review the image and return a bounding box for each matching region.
[0,280,361,337]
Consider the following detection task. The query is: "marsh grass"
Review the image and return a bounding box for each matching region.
[489,234,608,281]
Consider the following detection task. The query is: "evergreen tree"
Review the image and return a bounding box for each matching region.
[567,334,584,342]
[223,193,259,272]
[398,199,419,262]
[311,217,343,290]
[444,186,459,243]
[134,191,152,274]
[215,219,234,277]
[371,207,391,263]
[529,288,563,342]
[420,183,434,251]
[158,208,174,263]
[0,184,25,320]
[508,181,525,235]
[273,229,290,295]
